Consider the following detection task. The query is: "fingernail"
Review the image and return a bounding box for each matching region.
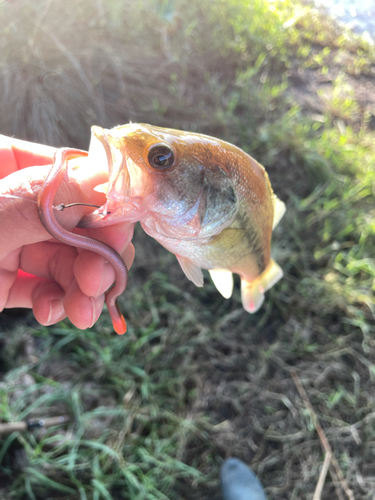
[89,297,97,328]
[47,299,66,324]
[119,241,130,256]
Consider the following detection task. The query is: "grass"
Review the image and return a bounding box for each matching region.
[0,0,375,498]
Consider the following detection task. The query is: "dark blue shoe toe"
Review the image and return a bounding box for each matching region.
[220,458,267,500]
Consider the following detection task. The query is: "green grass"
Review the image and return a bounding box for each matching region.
[0,0,374,498]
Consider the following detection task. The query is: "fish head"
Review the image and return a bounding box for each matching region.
[81,123,238,241]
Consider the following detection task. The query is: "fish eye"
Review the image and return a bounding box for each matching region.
[147,145,175,170]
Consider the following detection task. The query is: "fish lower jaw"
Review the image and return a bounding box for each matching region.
[94,197,149,224]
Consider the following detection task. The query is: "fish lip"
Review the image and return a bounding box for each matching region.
[88,125,138,222]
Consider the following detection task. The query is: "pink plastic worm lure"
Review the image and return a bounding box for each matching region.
[37,148,128,334]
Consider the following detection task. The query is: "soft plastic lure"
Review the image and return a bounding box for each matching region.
[37,148,128,334]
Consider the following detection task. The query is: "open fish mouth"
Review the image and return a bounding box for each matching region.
[79,125,142,228]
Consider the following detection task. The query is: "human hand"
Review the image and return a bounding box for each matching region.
[0,135,135,330]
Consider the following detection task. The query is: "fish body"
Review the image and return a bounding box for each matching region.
[82,123,285,312]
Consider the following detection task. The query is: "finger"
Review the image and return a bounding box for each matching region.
[63,280,105,330]
[20,241,77,291]
[0,268,17,311]
[0,164,85,257]
[20,242,107,329]
[10,136,56,169]
[0,161,107,258]
[1,151,134,260]
[74,251,114,298]
[20,226,134,301]
[74,241,135,298]
[0,135,56,178]
[0,137,18,179]
[5,271,67,327]
[73,221,135,297]
[4,271,44,309]
[80,221,135,254]
[7,270,104,330]
[123,242,135,269]
[32,280,67,326]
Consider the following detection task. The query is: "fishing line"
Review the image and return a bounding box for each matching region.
[55,202,101,211]
[0,195,108,214]
[54,202,110,215]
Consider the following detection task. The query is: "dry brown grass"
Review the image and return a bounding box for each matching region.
[0,0,374,499]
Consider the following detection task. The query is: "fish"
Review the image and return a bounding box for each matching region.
[81,123,286,313]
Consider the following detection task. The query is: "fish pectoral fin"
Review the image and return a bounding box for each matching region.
[176,256,204,287]
[93,182,109,194]
[209,269,233,299]
[241,259,283,313]
[272,196,286,230]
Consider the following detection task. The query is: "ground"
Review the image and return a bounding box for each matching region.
[0,0,374,499]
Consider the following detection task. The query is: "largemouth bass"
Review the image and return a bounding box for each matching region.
[81,123,286,313]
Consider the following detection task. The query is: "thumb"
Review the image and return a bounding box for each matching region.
[0,157,108,259]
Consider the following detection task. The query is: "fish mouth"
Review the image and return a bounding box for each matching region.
[79,125,144,228]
